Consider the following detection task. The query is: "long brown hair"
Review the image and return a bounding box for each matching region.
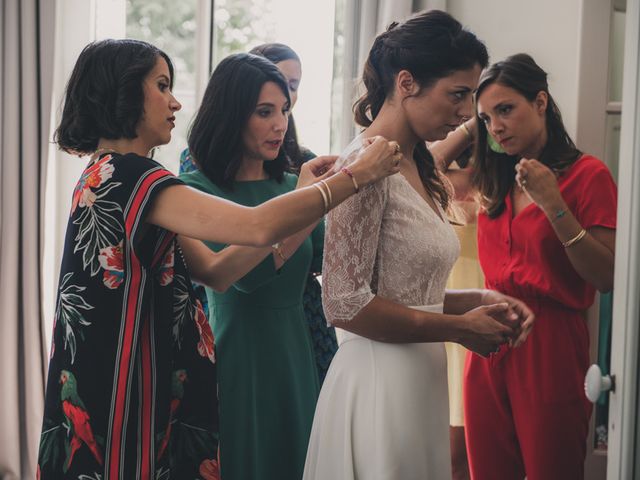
[472,53,582,218]
[354,10,488,209]
[249,43,307,172]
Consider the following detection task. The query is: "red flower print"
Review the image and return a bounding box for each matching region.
[158,247,175,286]
[98,241,124,289]
[199,458,220,480]
[194,300,215,364]
[71,155,115,213]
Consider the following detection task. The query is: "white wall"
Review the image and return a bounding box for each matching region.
[448,0,584,138]
[448,0,613,159]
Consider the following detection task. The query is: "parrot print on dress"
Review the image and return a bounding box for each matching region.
[59,370,103,472]
[156,369,187,461]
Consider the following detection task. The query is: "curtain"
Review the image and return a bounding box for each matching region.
[0,1,56,478]
[335,0,447,149]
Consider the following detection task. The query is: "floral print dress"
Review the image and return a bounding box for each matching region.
[37,153,219,480]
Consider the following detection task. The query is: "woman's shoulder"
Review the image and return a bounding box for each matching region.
[179,169,220,193]
[92,152,171,183]
[564,154,613,183]
[100,152,166,173]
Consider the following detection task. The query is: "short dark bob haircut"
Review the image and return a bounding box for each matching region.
[55,38,174,155]
[472,53,581,218]
[188,53,291,191]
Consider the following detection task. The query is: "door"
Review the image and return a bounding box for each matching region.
[604,0,640,477]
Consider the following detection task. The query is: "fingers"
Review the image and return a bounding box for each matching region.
[306,155,338,176]
[479,302,510,315]
[512,311,535,348]
[362,135,387,148]
[360,137,403,173]
[515,161,528,189]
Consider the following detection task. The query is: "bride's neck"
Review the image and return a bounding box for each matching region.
[363,101,418,159]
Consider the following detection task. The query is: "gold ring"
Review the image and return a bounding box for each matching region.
[392,142,400,154]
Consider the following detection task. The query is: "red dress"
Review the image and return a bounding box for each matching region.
[464,155,617,480]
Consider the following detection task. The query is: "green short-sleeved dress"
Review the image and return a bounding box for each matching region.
[180,170,321,480]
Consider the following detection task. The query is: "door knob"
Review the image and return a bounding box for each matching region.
[584,364,615,403]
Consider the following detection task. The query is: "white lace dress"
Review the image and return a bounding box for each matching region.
[303,138,460,480]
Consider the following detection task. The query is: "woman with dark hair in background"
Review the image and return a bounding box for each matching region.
[461,53,617,480]
[181,42,339,385]
[37,39,399,479]
[303,11,534,480]
[179,53,389,480]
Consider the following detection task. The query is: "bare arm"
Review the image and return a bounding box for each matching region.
[516,158,616,293]
[429,119,477,201]
[429,118,476,172]
[146,137,401,247]
[542,203,615,292]
[178,220,319,293]
[333,296,516,357]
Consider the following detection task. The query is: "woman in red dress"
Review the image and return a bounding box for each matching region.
[463,53,617,479]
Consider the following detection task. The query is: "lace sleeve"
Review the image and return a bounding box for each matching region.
[322,171,388,324]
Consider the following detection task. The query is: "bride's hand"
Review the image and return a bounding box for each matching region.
[480,290,535,348]
[296,155,339,189]
[348,136,402,188]
[459,303,520,357]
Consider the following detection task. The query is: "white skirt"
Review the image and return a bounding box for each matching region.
[303,304,451,480]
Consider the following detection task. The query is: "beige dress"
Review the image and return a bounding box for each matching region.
[303,138,460,480]
[445,222,484,427]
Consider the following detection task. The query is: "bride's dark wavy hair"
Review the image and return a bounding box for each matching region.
[354,10,488,209]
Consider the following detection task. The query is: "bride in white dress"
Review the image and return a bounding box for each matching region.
[303,11,535,480]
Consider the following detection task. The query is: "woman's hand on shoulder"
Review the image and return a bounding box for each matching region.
[515,158,563,211]
[349,136,402,187]
[296,155,339,189]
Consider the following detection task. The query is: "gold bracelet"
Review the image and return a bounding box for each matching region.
[319,179,333,210]
[312,183,329,214]
[562,228,587,248]
[271,242,287,262]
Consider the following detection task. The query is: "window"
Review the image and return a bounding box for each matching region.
[211,0,337,156]
[126,0,204,172]
[125,0,339,167]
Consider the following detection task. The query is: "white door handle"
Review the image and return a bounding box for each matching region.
[584,364,615,403]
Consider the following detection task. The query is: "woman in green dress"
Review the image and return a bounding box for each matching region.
[179,53,361,480]
[181,43,338,384]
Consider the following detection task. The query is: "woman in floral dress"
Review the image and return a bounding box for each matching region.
[37,38,400,480]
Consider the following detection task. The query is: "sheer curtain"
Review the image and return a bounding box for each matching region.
[335,0,446,148]
[0,1,56,478]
